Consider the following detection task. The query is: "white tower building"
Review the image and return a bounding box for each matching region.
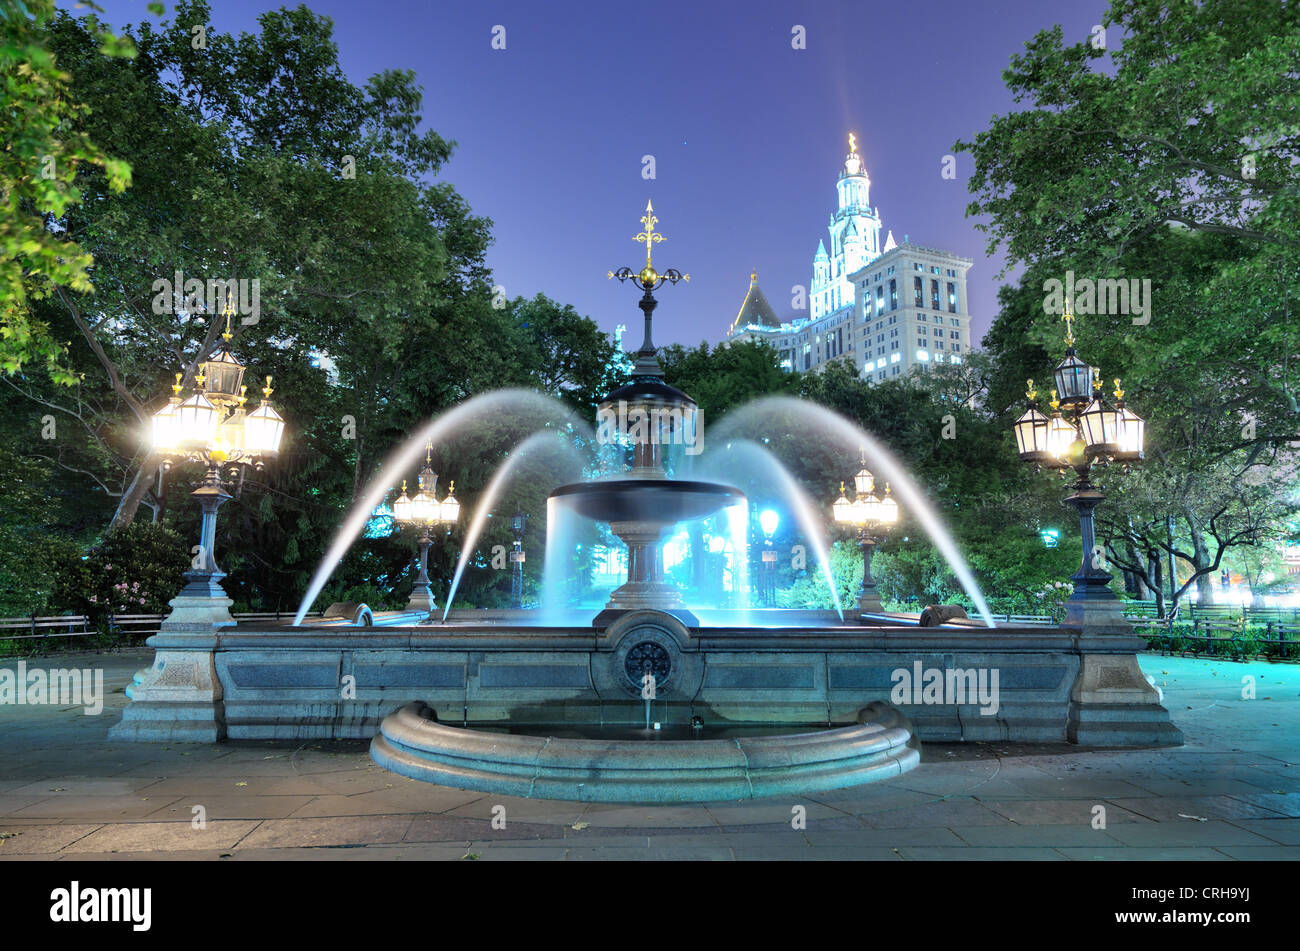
[810,134,882,320]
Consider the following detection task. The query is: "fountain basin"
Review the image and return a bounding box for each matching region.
[549,478,744,524]
[370,700,918,802]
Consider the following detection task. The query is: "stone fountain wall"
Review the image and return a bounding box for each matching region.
[111,610,1181,748]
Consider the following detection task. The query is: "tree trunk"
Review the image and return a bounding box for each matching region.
[1151,555,1166,618]
[1189,517,1215,602]
[107,462,157,533]
[1165,516,1179,606]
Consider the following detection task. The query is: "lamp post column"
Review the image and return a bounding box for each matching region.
[1061,463,1126,631]
[407,525,437,614]
[160,461,237,631]
[178,462,232,599]
[857,528,883,613]
[761,541,777,606]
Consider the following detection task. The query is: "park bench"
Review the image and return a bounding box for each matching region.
[0,615,91,642]
[1188,602,1242,621]
[1181,617,1245,659]
[1122,599,1184,621]
[1257,621,1300,660]
[1245,606,1299,627]
[106,613,166,640]
[232,610,322,622]
[1005,614,1055,626]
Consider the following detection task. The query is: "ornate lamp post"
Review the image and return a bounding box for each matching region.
[150,303,285,628]
[391,443,460,617]
[510,511,528,609]
[832,452,899,613]
[1012,310,1146,631]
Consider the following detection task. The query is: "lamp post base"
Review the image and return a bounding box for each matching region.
[857,593,884,614]
[160,593,237,631]
[406,585,437,615]
[857,534,882,615]
[1062,583,1133,635]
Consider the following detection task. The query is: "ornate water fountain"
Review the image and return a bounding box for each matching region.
[112,205,1183,801]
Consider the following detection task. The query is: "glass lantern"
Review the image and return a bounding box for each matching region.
[244,402,285,455]
[1045,412,1077,464]
[1115,406,1146,460]
[853,465,875,497]
[199,346,245,406]
[173,391,220,449]
[410,490,435,524]
[152,400,180,450]
[439,482,460,524]
[393,482,413,523]
[1053,350,1093,407]
[878,485,899,524]
[1080,396,1121,456]
[832,484,852,524]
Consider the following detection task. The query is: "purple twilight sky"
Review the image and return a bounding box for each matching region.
[92,0,1113,351]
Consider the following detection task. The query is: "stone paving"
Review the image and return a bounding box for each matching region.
[0,650,1296,860]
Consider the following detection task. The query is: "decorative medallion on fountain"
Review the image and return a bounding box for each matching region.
[625,642,671,689]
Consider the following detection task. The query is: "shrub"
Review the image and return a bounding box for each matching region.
[59,523,190,631]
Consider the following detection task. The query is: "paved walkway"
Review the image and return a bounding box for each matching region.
[1,651,1296,860]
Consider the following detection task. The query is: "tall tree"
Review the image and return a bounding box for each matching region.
[0,0,133,384]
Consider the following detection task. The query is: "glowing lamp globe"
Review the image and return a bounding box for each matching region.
[879,487,899,524]
[244,402,285,455]
[410,491,435,524]
[853,466,875,497]
[1045,413,1076,464]
[152,401,180,451]
[1115,407,1146,461]
[173,392,220,449]
[392,484,413,523]
[1013,406,1050,462]
[832,485,852,524]
[1080,397,1121,456]
[439,483,460,524]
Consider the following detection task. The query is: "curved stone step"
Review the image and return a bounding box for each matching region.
[370,701,919,803]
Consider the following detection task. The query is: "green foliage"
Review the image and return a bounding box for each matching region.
[776,539,860,610]
[61,522,189,627]
[0,0,133,384]
[661,339,801,420]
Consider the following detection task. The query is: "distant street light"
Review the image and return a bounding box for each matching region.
[832,451,899,613]
[391,443,460,618]
[510,511,528,609]
[759,509,779,606]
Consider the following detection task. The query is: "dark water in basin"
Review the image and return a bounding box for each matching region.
[459,722,852,741]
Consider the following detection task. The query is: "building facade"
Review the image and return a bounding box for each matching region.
[728,137,974,381]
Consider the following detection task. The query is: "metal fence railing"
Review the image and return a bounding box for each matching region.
[0,610,323,649]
